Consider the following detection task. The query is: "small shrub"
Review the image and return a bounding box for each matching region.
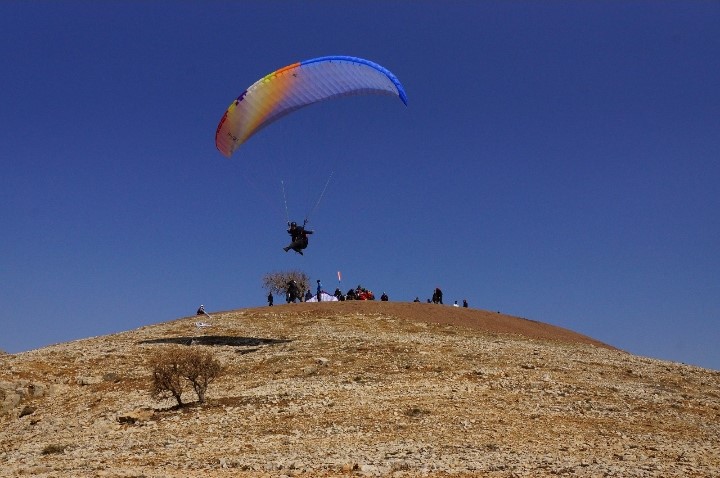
[149,346,223,406]
[149,347,187,406]
[404,406,429,418]
[182,348,223,403]
[41,444,68,455]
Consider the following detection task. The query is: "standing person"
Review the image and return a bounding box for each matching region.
[432,288,443,304]
[283,221,314,255]
[316,279,322,302]
[286,280,300,303]
[267,292,273,307]
[463,299,468,308]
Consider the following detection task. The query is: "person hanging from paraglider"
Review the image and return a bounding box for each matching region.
[283,220,314,255]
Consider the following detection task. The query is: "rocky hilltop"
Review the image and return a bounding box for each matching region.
[1,302,719,477]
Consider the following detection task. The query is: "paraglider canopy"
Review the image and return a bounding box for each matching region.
[215,55,408,158]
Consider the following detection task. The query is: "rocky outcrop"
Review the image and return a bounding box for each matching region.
[1,380,51,417]
[1,302,719,477]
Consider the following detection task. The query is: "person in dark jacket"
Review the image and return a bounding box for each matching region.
[434,288,444,304]
[196,305,211,319]
[283,221,314,255]
[286,280,301,303]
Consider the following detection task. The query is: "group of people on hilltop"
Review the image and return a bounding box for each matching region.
[276,283,467,307]
[275,282,385,304]
[337,285,376,301]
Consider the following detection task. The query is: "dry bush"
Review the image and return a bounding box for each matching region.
[182,348,223,403]
[149,346,223,406]
[149,347,187,406]
[41,444,69,455]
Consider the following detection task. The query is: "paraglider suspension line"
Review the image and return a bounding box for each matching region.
[304,170,334,223]
[281,179,290,224]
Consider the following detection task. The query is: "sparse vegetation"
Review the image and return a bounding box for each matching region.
[41,444,69,455]
[149,346,223,407]
[4,303,720,476]
[404,406,430,418]
[182,348,223,403]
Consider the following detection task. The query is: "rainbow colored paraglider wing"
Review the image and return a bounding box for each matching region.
[215,56,408,157]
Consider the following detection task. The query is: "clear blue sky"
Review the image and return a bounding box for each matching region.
[2,2,718,370]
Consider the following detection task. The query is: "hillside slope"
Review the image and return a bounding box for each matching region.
[2,302,719,477]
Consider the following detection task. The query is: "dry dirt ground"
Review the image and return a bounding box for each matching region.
[2,301,719,477]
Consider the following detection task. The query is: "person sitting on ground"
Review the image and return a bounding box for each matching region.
[195,304,210,317]
[196,305,211,319]
[380,292,389,301]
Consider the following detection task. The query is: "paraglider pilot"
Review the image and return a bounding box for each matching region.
[283,221,313,255]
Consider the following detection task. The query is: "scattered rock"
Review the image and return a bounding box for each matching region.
[19,405,36,418]
[103,372,121,383]
[117,408,154,424]
[76,376,102,386]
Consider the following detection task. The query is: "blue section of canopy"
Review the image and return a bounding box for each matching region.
[300,55,408,105]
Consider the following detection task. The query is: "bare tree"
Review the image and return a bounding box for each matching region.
[262,269,310,298]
